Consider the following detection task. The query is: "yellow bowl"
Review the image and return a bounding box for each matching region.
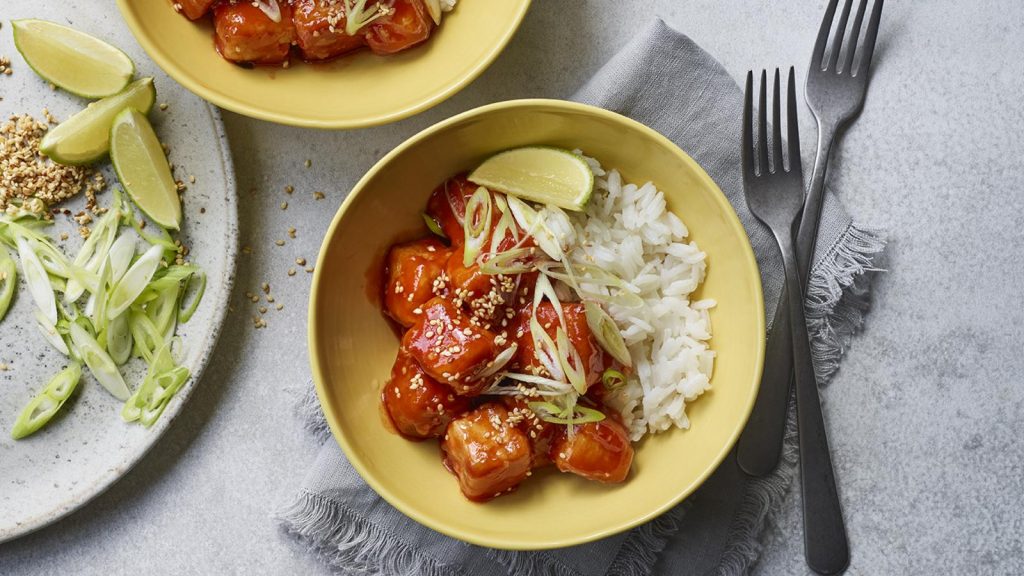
[309,100,765,549]
[115,0,531,128]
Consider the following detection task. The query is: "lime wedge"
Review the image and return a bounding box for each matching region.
[40,77,155,166]
[468,147,594,211]
[110,108,181,230]
[12,19,134,99]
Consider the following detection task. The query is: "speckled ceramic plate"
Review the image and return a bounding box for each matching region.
[0,4,237,543]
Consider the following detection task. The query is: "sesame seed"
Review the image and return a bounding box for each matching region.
[295,258,306,266]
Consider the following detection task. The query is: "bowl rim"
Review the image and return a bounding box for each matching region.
[308,98,766,550]
[114,0,533,129]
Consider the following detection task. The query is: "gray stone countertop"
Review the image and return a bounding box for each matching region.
[2,1,1022,574]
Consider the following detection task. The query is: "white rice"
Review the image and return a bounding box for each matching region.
[568,155,716,440]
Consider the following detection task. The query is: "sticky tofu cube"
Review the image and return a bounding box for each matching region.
[176,0,215,20]
[384,238,451,327]
[213,1,296,65]
[292,0,367,61]
[364,0,434,55]
[382,352,469,439]
[442,403,532,501]
[402,297,500,395]
[550,417,634,484]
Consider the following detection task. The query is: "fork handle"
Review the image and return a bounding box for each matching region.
[796,120,838,286]
[737,286,793,476]
[780,236,850,576]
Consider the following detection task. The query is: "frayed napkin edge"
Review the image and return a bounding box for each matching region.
[276,489,469,576]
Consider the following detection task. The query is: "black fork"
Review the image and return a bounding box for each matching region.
[741,0,885,480]
[742,68,850,576]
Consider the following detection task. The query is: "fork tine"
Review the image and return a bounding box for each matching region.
[742,71,754,179]
[812,0,840,70]
[757,70,769,176]
[827,0,854,72]
[786,67,801,175]
[856,0,885,77]
[771,69,783,173]
[843,0,869,74]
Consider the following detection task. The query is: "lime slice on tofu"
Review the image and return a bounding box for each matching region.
[110,108,181,230]
[12,19,134,99]
[40,77,155,165]
[468,147,594,211]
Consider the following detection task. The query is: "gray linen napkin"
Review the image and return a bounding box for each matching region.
[278,19,884,576]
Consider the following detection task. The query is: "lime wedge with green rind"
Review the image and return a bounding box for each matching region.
[110,108,181,230]
[12,19,134,99]
[468,147,595,211]
[40,77,155,166]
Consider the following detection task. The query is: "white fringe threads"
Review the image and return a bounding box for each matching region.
[279,222,886,576]
[276,491,466,576]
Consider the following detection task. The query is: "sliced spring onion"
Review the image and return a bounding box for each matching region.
[530,314,564,382]
[527,402,606,425]
[538,260,644,309]
[507,196,564,260]
[422,213,447,239]
[556,327,587,394]
[69,320,130,401]
[344,0,388,35]
[602,368,626,390]
[107,233,136,284]
[90,256,112,334]
[462,186,493,267]
[34,308,70,356]
[0,250,16,321]
[106,244,163,320]
[533,274,565,325]
[65,206,120,302]
[501,372,577,395]
[106,312,132,365]
[177,270,205,324]
[255,0,282,21]
[122,343,174,422]
[129,309,164,363]
[585,301,632,367]
[10,363,82,439]
[475,343,518,380]
[16,235,57,325]
[488,194,521,254]
[146,285,179,342]
[148,366,190,407]
[478,247,539,275]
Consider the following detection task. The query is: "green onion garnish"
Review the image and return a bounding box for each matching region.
[0,248,16,322]
[462,186,493,267]
[602,368,626,390]
[10,363,82,439]
[69,320,130,401]
[422,213,447,239]
[585,301,632,367]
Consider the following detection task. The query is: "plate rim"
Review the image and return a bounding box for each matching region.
[114,0,533,129]
[308,98,766,550]
[0,102,239,544]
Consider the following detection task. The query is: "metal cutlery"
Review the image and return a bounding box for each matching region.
[742,68,849,576]
[737,0,885,478]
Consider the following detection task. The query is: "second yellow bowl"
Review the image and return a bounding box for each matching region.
[309,99,765,549]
